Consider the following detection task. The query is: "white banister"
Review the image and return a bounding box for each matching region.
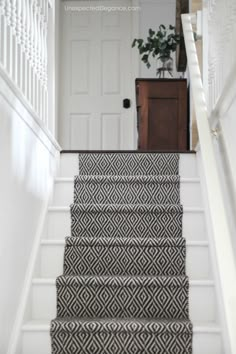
[207,0,236,113]
[209,58,236,129]
[182,13,236,354]
[0,0,52,132]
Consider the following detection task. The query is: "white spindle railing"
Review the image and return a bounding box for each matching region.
[182,13,236,354]
[0,0,50,128]
[207,0,236,113]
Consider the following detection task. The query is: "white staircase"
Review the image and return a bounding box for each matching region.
[20,153,224,354]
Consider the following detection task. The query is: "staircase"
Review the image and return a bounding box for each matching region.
[21,152,223,354]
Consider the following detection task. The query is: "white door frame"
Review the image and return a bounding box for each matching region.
[131,0,141,148]
[56,0,140,150]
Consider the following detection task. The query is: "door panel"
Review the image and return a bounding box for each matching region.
[148,98,178,150]
[59,1,135,150]
[71,41,90,95]
[102,41,121,95]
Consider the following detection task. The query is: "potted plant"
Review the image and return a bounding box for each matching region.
[132,25,181,78]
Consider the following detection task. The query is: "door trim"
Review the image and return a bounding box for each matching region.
[57,0,140,150]
[131,0,140,148]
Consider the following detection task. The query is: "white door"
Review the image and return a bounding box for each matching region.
[59,0,137,150]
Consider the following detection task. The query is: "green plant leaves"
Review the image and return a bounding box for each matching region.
[149,28,155,37]
[141,54,149,62]
[131,39,136,48]
[137,39,144,48]
[159,42,167,50]
[132,24,180,69]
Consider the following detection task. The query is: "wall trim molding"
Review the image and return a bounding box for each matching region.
[0,65,61,155]
[6,178,57,354]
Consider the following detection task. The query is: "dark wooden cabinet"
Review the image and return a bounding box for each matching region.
[136,79,188,151]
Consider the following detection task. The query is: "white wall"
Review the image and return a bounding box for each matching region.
[0,74,60,354]
[138,0,179,78]
[201,0,236,267]
[213,105,236,257]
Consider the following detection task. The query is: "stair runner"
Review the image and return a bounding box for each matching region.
[51,153,193,354]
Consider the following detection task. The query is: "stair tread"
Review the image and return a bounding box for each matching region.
[51,317,192,334]
[22,319,221,333]
[55,177,200,182]
[71,203,183,212]
[74,175,180,182]
[41,239,209,246]
[65,236,186,247]
[56,274,189,282]
[33,278,214,286]
[48,206,204,212]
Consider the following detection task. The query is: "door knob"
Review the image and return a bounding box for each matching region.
[123,98,131,109]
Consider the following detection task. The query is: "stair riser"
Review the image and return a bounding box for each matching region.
[56,279,189,319]
[39,243,212,280]
[78,153,181,176]
[63,243,186,276]
[59,154,198,178]
[51,179,202,207]
[44,209,206,241]
[51,330,192,354]
[31,282,217,323]
[74,178,181,204]
[71,205,183,238]
[22,329,222,354]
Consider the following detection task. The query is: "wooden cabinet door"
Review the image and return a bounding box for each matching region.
[136,79,188,151]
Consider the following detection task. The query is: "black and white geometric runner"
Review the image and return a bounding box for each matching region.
[74,175,181,204]
[51,153,192,353]
[64,236,186,276]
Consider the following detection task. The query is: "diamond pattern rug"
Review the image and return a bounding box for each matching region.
[74,175,180,204]
[51,153,193,353]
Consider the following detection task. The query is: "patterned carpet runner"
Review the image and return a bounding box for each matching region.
[51,153,192,353]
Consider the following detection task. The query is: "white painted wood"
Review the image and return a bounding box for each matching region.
[206,0,236,114]
[39,239,211,280]
[58,153,199,178]
[0,71,61,152]
[0,0,53,130]
[21,321,223,354]
[20,151,225,353]
[58,153,79,177]
[182,13,235,354]
[30,278,217,323]
[193,329,223,354]
[59,0,136,150]
[7,193,55,354]
[203,0,236,229]
[196,149,232,354]
[44,206,206,242]
[0,74,60,354]
[50,177,202,207]
[131,0,140,145]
